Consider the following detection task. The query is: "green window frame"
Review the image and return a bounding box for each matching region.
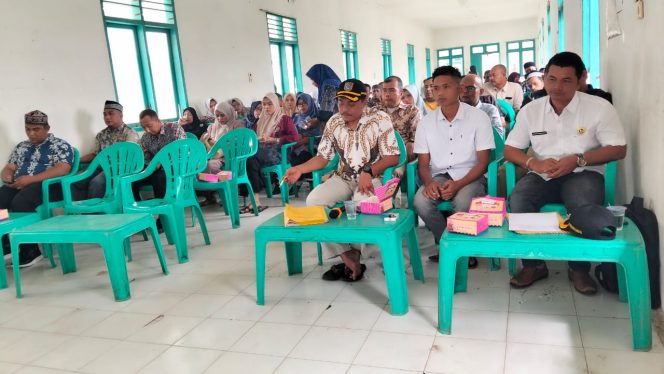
[101,0,188,124]
[407,44,416,84]
[469,43,499,76]
[436,47,464,73]
[381,39,392,79]
[558,0,565,51]
[583,0,601,87]
[425,48,431,77]
[547,2,552,59]
[341,30,359,79]
[266,12,303,95]
[506,39,536,75]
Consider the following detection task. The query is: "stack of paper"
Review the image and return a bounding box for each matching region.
[508,212,565,233]
[284,204,328,226]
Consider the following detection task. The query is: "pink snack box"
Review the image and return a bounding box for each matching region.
[447,212,489,236]
[198,173,219,182]
[360,177,400,214]
[216,171,232,181]
[468,196,506,226]
[0,209,7,221]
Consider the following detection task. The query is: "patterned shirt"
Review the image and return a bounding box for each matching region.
[318,107,399,182]
[376,102,421,145]
[8,133,74,179]
[93,124,139,155]
[139,122,186,164]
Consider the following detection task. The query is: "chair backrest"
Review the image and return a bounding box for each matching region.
[383,130,407,183]
[93,142,144,199]
[496,98,516,130]
[210,128,258,180]
[491,127,505,162]
[152,139,208,201]
[186,132,199,140]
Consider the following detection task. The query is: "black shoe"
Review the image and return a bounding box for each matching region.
[8,247,42,268]
[428,255,439,262]
[322,263,346,281]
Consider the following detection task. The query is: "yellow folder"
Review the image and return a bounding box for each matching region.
[283,204,329,226]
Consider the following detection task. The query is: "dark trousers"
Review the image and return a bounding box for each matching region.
[0,183,64,254]
[509,171,605,272]
[243,156,263,195]
[131,169,167,201]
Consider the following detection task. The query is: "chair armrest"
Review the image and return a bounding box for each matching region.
[60,160,102,205]
[281,142,297,168]
[505,161,517,201]
[312,154,339,187]
[406,159,419,205]
[487,157,503,197]
[309,136,321,156]
[119,161,158,207]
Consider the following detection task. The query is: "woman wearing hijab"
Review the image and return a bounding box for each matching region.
[244,93,299,213]
[290,92,320,168]
[282,93,297,118]
[202,97,217,123]
[244,100,262,128]
[305,63,341,130]
[230,98,249,120]
[178,107,206,139]
[200,101,244,173]
[402,84,426,114]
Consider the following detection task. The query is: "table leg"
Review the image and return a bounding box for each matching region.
[0,248,6,289]
[617,262,628,303]
[228,182,240,229]
[147,224,169,275]
[11,238,23,298]
[438,243,457,334]
[57,244,77,274]
[622,253,652,351]
[101,241,131,302]
[454,257,469,293]
[380,235,409,315]
[172,208,190,263]
[255,236,268,305]
[406,227,424,282]
[285,242,303,275]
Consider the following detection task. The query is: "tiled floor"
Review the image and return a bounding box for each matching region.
[0,195,663,373]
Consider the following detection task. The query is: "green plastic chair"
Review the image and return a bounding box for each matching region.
[260,142,299,205]
[405,127,505,270]
[194,128,259,229]
[186,132,199,140]
[311,131,408,266]
[120,139,210,263]
[61,142,144,215]
[504,159,618,274]
[37,148,81,267]
[496,98,516,131]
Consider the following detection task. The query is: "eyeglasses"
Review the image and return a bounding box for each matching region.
[461,85,478,92]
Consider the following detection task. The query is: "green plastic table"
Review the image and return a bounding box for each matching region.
[9,213,168,301]
[254,208,424,315]
[437,218,651,351]
[0,213,41,289]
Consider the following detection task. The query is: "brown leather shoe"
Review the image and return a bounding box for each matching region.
[510,266,549,288]
[568,269,598,295]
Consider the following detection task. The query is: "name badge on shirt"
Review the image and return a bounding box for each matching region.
[531,131,548,136]
[505,97,513,100]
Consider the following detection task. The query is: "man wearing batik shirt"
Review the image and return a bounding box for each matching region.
[376,75,421,161]
[284,79,400,282]
[131,108,186,200]
[0,110,74,267]
[77,100,139,199]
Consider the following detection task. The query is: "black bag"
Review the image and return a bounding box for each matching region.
[593,197,661,309]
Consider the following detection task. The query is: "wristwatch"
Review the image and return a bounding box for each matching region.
[361,164,373,176]
[576,153,587,167]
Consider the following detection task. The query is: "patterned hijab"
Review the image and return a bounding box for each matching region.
[256,93,283,138]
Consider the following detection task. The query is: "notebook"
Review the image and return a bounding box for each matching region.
[508,212,565,234]
[283,204,328,226]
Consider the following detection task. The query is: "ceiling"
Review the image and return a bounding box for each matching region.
[375,0,542,29]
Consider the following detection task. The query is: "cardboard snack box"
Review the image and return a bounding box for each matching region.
[447,212,489,236]
[469,196,506,226]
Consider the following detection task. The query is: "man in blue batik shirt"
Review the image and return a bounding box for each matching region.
[0,110,74,267]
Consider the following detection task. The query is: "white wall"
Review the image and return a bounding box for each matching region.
[0,0,433,166]
[432,18,539,73]
[0,0,115,164]
[176,0,435,113]
[544,0,664,306]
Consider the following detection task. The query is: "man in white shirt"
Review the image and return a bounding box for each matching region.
[459,74,504,139]
[413,66,495,262]
[483,64,524,112]
[505,52,627,294]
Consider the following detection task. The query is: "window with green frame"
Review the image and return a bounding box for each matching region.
[341,30,359,79]
[557,0,565,51]
[101,0,187,124]
[266,13,302,95]
[470,43,499,76]
[425,48,431,77]
[437,47,464,73]
[582,0,600,87]
[547,2,552,59]
[506,39,536,75]
[381,39,392,79]
[407,44,416,84]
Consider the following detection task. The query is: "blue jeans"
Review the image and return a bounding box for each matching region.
[509,171,605,272]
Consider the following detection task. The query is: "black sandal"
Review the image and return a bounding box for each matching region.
[322,263,347,281]
[239,206,253,214]
[468,257,478,269]
[341,264,367,282]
